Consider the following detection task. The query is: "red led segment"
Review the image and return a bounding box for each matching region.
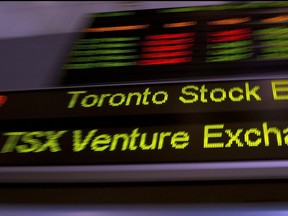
[208,28,252,43]
[208,28,251,37]
[137,57,192,65]
[141,38,194,46]
[141,50,191,58]
[142,44,193,52]
[207,27,253,62]
[138,32,194,65]
[209,33,252,43]
[146,33,194,40]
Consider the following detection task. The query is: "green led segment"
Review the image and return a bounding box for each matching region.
[262,46,288,53]
[157,2,288,13]
[63,63,95,69]
[259,53,288,59]
[257,34,288,41]
[208,40,252,49]
[207,53,253,62]
[158,7,203,13]
[208,47,252,55]
[261,53,288,59]
[69,55,138,62]
[261,40,288,47]
[74,43,137,49]
[95,61,134,67]
[259,50,288,59]
[93,11,135,17]
[70,49,137,56]
[76,37,140,44]
[256,26,288,60]
[94,43,138,48]
[254,27,288,35]
[64,61,135,69]
[66,35,140,67]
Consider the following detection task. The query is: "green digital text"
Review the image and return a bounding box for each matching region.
[179,82,262,104]
[73,128,189,152]
[1,131,67,153]
[0,129,190,153]
[67,88,169,108]
[204,122,288,148]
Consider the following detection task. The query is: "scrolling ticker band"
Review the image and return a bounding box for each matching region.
[0,79,288,120]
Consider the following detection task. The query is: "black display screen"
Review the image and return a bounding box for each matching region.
[0,78,288,166]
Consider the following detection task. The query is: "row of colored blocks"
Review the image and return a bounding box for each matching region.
[206,26,288,62]
[64,26,288,69]
[65,32,194,68]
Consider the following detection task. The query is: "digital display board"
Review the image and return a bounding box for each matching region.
[2,2,288,183]
[0,78,288,167]
[59,2,288,85]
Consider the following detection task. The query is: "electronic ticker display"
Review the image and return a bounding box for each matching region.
[60,2,288,85]
[0,78,287,120]
[0,78,288,167]
[1,119,288,166]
